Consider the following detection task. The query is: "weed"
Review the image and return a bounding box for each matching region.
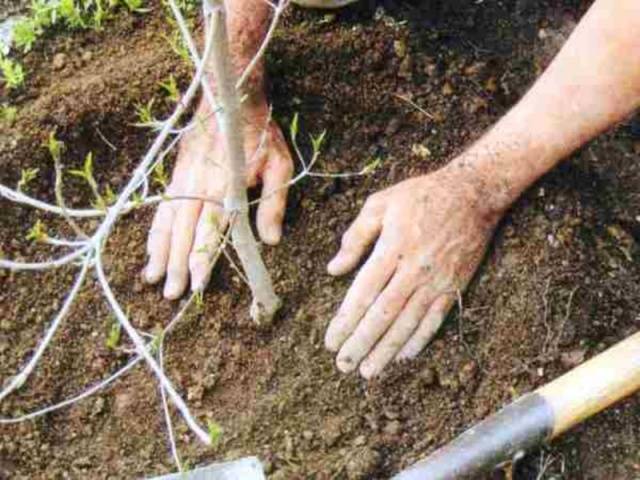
[105,320,122,349]
[134,98,157,127]
[0,55,25,90]
[69,152,107,210]
[0,105,18,125]
[13,19,41,53]
[46,132,64,161]
[206,420,223,447]
[26,219,47,243]
[17,168,39,192]
[362,157,382,174]
[159,75,180,103]
[152,160,169,188]
[121,0,149,13]
[164,30,191,65]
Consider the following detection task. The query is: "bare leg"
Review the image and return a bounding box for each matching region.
[144,0,293,299]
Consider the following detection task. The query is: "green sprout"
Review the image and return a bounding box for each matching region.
[164,30,191,65]
[26,219,47,243]
[289,112,299,143]
[13,18,41,53]
[0,55,26,90]
[0,105,18,125]
[105,320,122,349]
[310,130,327,156]
[152,160,169,188]
[69,152,107,210]
[45,131,64,161]
[159,75,180,103]
[134,98,157,127]
[91,0,107,29]
[17,168,39,192]
[57,0,85,28]
[194,291,204,311]
[131,190,144,207]
[361,157,382,175]
[30,0,56,27]
[122,0,149,13]
[147,330,163,355]
[103,184,117,206]
[207,420,223,447]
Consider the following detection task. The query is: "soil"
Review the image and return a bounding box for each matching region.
[1,1,640,479]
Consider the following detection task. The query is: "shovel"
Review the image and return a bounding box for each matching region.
[148,456,265,480]
[394,331,640,479]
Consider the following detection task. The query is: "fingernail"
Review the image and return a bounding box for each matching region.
[359,361,376,379]
[336,353,357,373]
[327,257,341,275]
[144,265,162,284]
[263,225,281,245]
[190,272,210,293]
[163,280,183,300]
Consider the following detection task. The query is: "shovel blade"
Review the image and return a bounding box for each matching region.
[148,457,265,480]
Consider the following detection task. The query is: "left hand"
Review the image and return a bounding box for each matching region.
[325,166,501,378]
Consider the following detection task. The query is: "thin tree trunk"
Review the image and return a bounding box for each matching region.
[208,1,281,324]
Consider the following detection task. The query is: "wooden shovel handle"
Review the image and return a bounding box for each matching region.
[538,331,640,437]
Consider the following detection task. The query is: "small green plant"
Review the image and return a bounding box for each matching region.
[194,291,204,312]
[121,0,149,13]
[26,219,47,242]
[0,105,18,125]
[10,0,149,59]
[152,160,169,188]
[17,168,39,192]
[69,152,107,210]
[45,131,64,161]
[105,320,122,349]
[57,0,86,28]
[310,129,327,156]
[207,420,223,447]
[164,30,191,65]
[134,98,157,127]
[13,18,41,53]
[131,190,144,207]
[159,75,180,103]
[362,157,382,175]
[103,185,117,206]
[289,112,300,143]
[0,55,26,90]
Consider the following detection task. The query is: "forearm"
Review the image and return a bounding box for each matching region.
[202,0,270,108]
[454,0,640,214]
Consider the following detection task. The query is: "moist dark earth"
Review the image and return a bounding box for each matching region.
[1,0,640,478]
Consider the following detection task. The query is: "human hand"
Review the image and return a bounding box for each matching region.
[325,166,501,378]
[144,101,293,299]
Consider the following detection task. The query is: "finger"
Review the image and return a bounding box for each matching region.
[189,201,228,292]
[327,198,385,276]
[395,293,456,361]
[144,201,175,284]
[359,285,436,379]
[335,268,418,373]
[164,199,202,299]
[324,239,398,352]
[256,146,293,245]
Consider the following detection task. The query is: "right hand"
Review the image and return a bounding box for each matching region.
[325,166,502,378]
[143,101,294,299]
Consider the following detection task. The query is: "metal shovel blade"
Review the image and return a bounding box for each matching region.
[148,457,265,480]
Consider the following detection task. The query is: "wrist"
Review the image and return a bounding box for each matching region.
[443,140,536,221]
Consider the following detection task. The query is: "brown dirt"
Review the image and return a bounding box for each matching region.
[1,1,640,479]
